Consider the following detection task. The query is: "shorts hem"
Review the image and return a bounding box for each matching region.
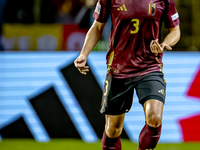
[139,95,165,106]
[100,110,128,115]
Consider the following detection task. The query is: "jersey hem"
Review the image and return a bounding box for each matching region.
[109,69,162,79]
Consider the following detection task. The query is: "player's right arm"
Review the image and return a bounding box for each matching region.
[74,20,106,75]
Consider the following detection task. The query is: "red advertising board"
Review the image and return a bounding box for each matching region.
[62,24,88,51]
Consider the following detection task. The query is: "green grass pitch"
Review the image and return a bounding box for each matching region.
[0,139,200,150]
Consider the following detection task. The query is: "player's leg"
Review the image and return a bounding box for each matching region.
[138,99,163,150]
[102,114,125,150]
[100,74,134,150]
[135,72,166,150]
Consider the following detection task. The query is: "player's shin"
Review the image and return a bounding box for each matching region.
[138,123,162,150]
[102,131,121,150]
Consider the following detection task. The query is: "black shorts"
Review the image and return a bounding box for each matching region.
[100,71,166,115]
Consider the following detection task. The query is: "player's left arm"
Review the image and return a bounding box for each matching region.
[150,25,181,53]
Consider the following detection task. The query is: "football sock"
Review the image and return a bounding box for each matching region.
[138,123,162,150]
[102,131,121,150]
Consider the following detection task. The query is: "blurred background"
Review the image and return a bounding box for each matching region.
[0,0,111,51]
[0,0,200,149]
[0,0,199,51]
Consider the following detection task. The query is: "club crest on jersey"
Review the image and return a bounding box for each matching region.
[147,0,156,16]
[95,2,101,14]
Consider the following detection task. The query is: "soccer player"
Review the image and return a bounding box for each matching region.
[74,0,180,150]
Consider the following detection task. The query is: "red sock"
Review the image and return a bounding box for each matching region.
[138,123,162,150]
[102,131,121,150]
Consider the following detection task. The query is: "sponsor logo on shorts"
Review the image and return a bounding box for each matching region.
[158,89,165,96]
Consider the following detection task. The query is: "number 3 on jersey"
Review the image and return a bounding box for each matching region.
[104,80,108,96]
[130,19,139,34]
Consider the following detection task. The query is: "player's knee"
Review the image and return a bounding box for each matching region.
[105,125,123,138]
[146,113,162,128]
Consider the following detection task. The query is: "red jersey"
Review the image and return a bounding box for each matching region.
[93,0,180,78]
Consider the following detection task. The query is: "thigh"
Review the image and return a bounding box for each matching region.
[100,74,134,115]
[135,72,166,105]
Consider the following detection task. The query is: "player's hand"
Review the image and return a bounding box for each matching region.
[150,39,172,54]
[74,54,89,75]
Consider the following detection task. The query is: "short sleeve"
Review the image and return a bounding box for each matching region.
[163,0,180,28]
[93,0,111,23]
